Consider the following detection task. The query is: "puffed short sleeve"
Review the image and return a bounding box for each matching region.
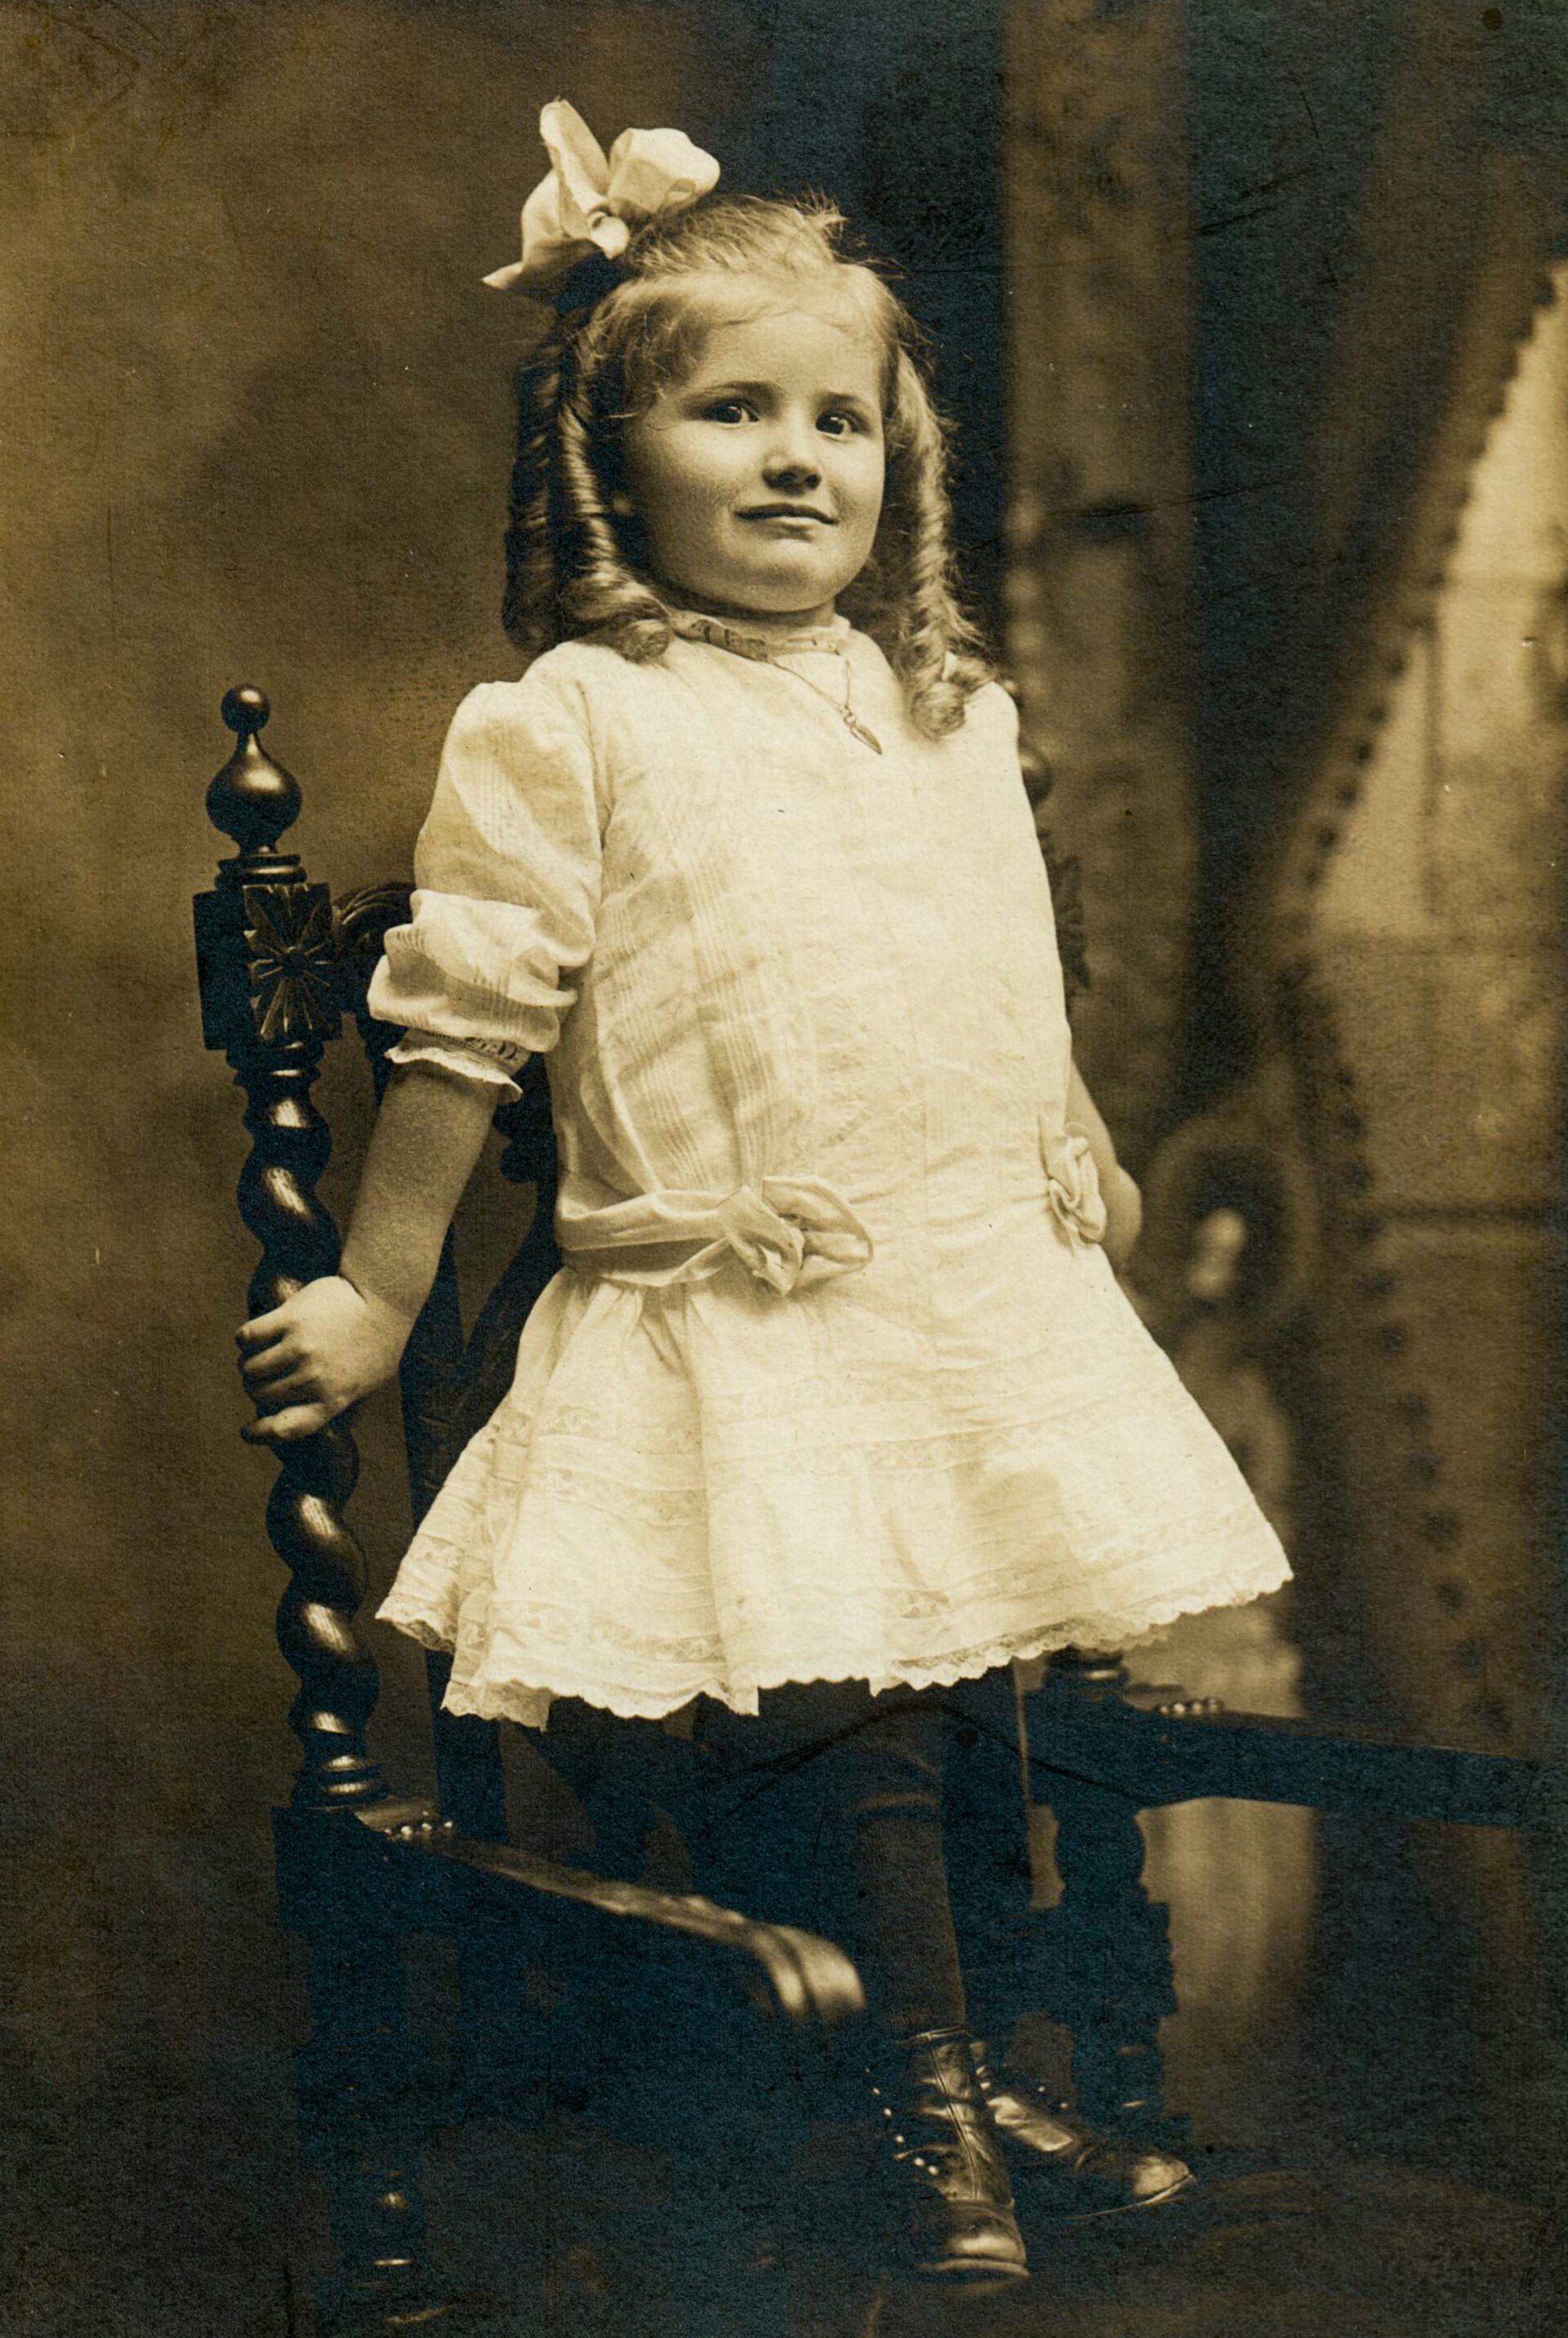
[367,669,604,1091]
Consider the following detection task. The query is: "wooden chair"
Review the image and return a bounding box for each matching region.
[196,685,1552,2327]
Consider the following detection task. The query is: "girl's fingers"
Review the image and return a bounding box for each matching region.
[238,1343,303,1388]
[237,1309,294,1350]
[236,1327,293,1361]
[244,1358,314,1398]
[241,1402,332,1444]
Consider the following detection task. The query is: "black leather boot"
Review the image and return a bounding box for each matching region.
[971,2041,1196,2220]
[864,2029,1029,2282]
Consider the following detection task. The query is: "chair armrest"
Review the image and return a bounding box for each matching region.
[1025,1675,1549,1827]
[274,1800,866,2038]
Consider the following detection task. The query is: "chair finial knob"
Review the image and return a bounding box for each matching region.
[207,684,301,853]
[220,685,271,739]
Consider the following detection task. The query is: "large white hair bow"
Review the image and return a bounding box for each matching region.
[483,99,720,295]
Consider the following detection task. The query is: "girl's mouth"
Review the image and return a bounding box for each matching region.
[739,504,835,524]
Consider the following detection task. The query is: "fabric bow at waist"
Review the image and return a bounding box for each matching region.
[557,1174,875,1296]
[1040,1114,1108,1247]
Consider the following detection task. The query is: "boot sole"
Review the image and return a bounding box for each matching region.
[905,2252,1031,2283]
[1022,2166,1199,2224]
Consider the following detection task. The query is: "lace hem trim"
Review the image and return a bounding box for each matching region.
[376,1549,1292,1726]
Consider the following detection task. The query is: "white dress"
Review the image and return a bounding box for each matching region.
[368,616,1291,1727]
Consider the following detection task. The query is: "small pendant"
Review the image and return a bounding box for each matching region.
[844,712,884,754]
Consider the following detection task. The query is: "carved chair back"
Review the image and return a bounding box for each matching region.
[197,685,554,1827]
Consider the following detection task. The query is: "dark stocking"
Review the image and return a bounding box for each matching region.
[540,1697,692,1878]
[688,1680,969,2039]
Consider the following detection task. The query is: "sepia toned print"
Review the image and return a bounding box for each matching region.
[4,3,1565,2332]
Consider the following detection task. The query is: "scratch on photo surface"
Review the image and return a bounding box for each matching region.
[105,502,118,654]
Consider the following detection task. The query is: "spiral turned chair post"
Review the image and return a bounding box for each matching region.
[195,686,386,1813]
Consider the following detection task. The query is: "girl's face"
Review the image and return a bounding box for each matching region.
[617,294,886,631]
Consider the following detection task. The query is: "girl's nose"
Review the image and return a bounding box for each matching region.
[762,434,822,489]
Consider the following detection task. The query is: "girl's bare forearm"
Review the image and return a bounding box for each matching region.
[338,1060,506,1322]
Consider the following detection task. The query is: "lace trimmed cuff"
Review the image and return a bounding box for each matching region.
[385,1030,528,1099]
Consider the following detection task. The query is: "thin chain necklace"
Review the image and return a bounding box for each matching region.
[666,609,884,754]
[779,653,884,755]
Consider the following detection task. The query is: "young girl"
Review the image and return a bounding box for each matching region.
[237,102,1290,2284]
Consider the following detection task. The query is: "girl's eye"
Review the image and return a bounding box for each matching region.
[705,398,755,424]
[819,410,867,438]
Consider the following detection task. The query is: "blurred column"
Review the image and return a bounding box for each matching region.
[1003,0,1197,1168]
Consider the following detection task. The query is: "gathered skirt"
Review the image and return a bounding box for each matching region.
[376,1183,1292,1728]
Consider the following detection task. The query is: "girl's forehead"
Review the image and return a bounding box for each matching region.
[671,277,885,381]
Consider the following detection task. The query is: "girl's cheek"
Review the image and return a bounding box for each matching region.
[694,473,744,517]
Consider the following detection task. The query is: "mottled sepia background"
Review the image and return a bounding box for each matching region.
[2,4,1564,2333]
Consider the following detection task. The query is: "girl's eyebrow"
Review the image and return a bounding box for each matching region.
[684,377,772,399]
[685,377,877,413]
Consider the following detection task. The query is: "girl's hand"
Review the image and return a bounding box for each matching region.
[235,1275,415,1444]
[1102,1166,1143,1274]
[1066,1059,1143,1274]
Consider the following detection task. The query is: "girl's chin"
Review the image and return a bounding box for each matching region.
[692,569,859,619]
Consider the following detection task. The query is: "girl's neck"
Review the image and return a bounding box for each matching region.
[660,587,845,650]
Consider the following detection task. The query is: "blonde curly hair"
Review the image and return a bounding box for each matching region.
[502,194,991,738]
